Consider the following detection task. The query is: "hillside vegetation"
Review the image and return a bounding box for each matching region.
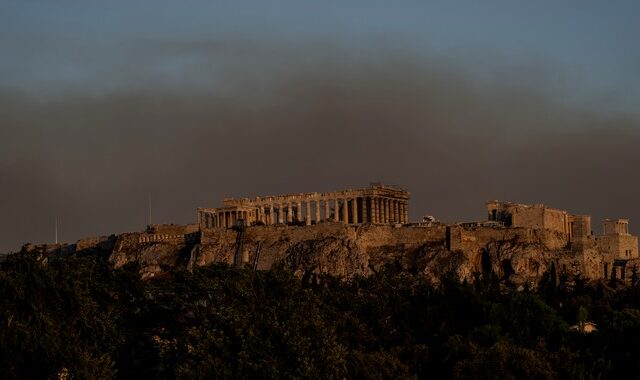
[1,251,640,379]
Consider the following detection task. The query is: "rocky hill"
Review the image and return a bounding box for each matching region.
[18,222,620,286]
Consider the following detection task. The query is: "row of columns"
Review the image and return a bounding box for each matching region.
[200,197,409,228]
[202,210,250,229]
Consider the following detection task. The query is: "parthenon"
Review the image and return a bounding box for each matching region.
[198,183,410,228]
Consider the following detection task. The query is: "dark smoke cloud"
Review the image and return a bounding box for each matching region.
[1,40,639,252]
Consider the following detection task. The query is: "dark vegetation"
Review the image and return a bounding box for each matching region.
[2,252,640,379]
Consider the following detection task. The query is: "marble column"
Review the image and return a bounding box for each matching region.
[384,199,389,223]
[287,202,293,223]
[361,197,368,223]
[296,201,302,222]
[324,199,330,222]
[374,198,379,223]
[370,197,377,223]
[315,200,321,223]
[389,201,394,223]
[403,202,409,223]
[306,200,312,225]
[342,198,349,224]
[352,198,358,224]
[334,199,340,222]
[394,201,399,223]
[277,203,284,224]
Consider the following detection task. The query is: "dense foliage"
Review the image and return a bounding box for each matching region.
[1,252,640,379]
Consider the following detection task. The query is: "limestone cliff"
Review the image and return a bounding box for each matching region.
[22,223,611,285]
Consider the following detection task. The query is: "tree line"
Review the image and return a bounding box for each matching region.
[1,251,640,379]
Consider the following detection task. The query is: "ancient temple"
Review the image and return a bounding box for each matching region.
[198,183,410,228]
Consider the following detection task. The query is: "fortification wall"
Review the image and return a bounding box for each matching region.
[147,224,199,235]
[194,224,579,283]
[449,226,568,253]
[197,224,449,276]
[543,209,568,234]
[597,235,639,259]
[513,207,545,229]
[110,232,194,279]
[100,223,612,284]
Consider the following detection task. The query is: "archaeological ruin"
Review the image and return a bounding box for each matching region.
[197,183,410,228]
[24,184,640,285]
[486,200,639,279]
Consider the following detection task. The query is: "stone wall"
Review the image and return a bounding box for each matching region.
[597,234,639,260]
[514,206,545,229]
[543,208,569,235]
[487,201,569,235]
[27,222,629,286]
[146,224,199,235]
[192,224,583,285]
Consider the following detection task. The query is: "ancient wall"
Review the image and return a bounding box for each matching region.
[147,224,199,235]
[197,224,448,276]
[449,226,568,253]
[487,201,570,235]
[543,208,569,235]
[76,235,116,251]
[193,223,586,286]
[92,222,629,285]
[597,234,639,260]
[569,215,592,250]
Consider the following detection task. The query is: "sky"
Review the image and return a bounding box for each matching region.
[1,1,639,252]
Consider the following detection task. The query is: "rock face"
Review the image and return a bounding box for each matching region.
[22,223,612,285]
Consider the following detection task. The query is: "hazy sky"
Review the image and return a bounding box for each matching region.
[1,1,639,252]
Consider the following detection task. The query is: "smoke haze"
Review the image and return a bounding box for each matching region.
[1,40,639,252]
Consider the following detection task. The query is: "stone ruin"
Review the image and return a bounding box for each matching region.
[19,184,640,284]
[197,183,410,228]
[486,200,639,280]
